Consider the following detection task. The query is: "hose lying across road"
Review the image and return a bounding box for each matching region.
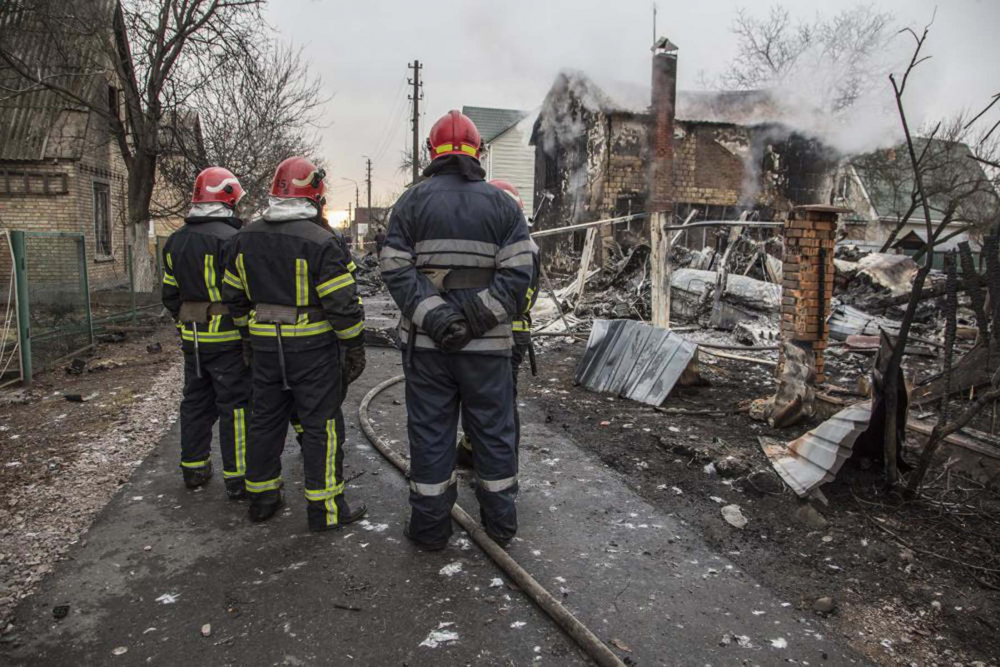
[358,374,626,667]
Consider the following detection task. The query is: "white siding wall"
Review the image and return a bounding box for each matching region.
[485,126,535,218]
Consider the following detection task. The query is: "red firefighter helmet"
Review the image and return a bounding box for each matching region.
[427,110,482,161]
[488,179,524,210]
[270,157,326,204]
[191,167,244,208]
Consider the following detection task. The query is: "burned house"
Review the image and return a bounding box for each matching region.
[530,39,839,265]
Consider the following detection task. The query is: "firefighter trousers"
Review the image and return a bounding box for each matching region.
[245,342,350,527]
[405,350,518,546]
[180,348,251,480]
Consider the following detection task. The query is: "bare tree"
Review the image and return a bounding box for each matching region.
[159,43,327,219]
[722,3,894,113]
[0,0,266,289]
[398,143,430,183]
[870,20,1000,491]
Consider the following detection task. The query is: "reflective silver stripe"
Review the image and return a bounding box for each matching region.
[479,475,518,493]
[496,239,535,263]
[498,253,534,269]
[380,247,413,272]
[415,239,498,256]
[415,253,495,268]
[412,295,447,328]
[400,325,512,352]
[477,289,509,323]
[410,471,458,496]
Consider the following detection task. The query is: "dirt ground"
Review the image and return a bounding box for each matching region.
[525,338,1000,667]
[0,321,182,632]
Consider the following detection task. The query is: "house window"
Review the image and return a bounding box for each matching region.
[93,182,112,257]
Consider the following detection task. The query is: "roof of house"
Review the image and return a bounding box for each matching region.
[462,106,530,143]
[535,70,791,126]
[852,139,994,222]
[0,0,113,161]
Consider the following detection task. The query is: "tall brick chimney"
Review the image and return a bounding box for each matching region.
[649,36,678,215]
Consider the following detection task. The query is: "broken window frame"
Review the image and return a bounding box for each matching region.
[92,180,113,259]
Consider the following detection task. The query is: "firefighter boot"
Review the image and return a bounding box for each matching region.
[403,521,448,552]
[224,477,247,500]
[307,497,368,532]
[182,462,213,489]
[248,490,283,523]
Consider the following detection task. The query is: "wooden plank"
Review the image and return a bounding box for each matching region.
[650,211,670,328]
[907,418,1000,461]
[574,227,599,306]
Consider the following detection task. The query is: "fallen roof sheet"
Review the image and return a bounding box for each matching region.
[828,303,901,341]
[575,319,697,406]
[759,402,873,497]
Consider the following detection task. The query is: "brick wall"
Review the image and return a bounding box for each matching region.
[672,123,747,206]
[0,115,129,292]
[780,207,838,382]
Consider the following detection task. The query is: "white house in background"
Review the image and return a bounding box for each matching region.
[462,106,537,218]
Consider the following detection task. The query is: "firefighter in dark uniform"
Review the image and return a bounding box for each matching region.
[221,157,368,530]
[161,167,250,499]
[457,179,539,466]
[381,110,533,550]
[289,227,357,445]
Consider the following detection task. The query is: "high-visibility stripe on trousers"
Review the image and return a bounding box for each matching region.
[179,348,251,480]
[403,350,518,546]
[245,343,351,525]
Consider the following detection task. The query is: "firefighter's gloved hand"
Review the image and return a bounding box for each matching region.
[461,300,500,338]
[342,345,367,385]
[439,321,472,353]
[242,339,253,367]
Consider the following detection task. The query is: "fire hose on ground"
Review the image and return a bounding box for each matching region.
[358,374,626,667]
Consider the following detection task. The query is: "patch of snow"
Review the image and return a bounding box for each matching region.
[419,622,459,648]
[439,561,463,577]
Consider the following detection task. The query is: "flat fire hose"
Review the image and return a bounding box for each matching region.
[358,374,626,667]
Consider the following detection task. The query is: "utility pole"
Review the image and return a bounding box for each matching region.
[365,158,372,213]
[408,59,423,185]
[348,201,352,239]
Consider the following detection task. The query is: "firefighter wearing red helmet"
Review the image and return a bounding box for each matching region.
[457,179,539,468]
[221,156,368,530]
[161,167,251,498]
[381,110,533,549]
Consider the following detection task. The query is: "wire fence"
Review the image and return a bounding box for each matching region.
[0,230,167,386]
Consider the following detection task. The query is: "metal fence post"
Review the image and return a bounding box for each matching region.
[78,236,94,346]
[10,230,31,385]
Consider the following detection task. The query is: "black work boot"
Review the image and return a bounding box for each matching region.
[307,497,368,532]
[182,462,213,489]
[403,521,448,552]
[456,434,473,469]
[224,477,246,500]
[248,491,283,523]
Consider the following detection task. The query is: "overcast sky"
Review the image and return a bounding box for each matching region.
[265,0,1000,212]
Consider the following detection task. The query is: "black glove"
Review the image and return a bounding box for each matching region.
[461,300,500,338]
[439,320,472,353]
[342,345,367,386]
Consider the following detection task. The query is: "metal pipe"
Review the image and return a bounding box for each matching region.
[529,213,649,239]
[661,220,783,231]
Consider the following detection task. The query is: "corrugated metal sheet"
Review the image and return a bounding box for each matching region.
[759,402,872,497]
[575,319,697,406]
[828,304,901,341]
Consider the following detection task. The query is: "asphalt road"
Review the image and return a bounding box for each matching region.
[1,296,869,666]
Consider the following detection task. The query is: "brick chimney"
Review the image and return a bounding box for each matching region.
[649,36,678,214]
